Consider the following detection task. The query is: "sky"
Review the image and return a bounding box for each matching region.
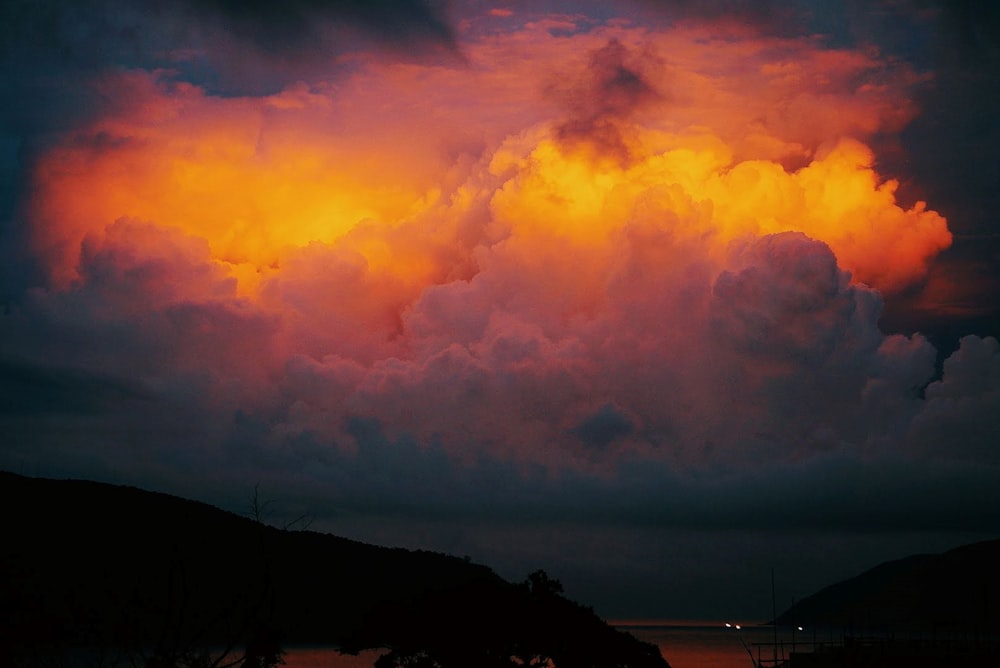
[1,0,999,621]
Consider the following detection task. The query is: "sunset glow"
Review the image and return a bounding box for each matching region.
[3,0,999,622]
[19,18,957,458]
[27,21,949,301]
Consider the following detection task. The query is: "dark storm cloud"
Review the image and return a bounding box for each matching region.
[553,38,662,162]
[188,409,1000,537]
[5,224,995,537]
[875,0,1000,342]
[630,0,799,30]
[190,0,456,54]
[0,358,150,415]
[794,0,1000,342]
[0,0,455,65]
[914,0,1000,62]
[571,405,635,448]
[0,0,456,104]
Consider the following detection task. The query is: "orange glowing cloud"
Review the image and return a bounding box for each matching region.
[28,72,453,295]
[18,15,958,466]
[28,20,945,300]
[489,132,948,296]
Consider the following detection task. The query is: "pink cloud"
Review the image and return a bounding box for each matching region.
[10,11,972,482]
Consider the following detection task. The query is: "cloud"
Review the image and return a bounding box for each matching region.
[552,38,663,163]
[907,335,1000,463]
[572,405,635,449]
[2,2,999,619]
[186,0,456,53]
[629,0,801,32]
[0,0,455,69]
[0,357,150,416]
[6,14,965,476]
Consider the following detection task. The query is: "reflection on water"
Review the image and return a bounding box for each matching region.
[621,621,806,668]
[280,621,815,668]
[285,621,811,668]
[281,647,383,668]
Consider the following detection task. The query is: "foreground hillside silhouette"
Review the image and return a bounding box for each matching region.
[0,472,667,668]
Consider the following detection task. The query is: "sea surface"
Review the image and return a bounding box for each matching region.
[616,620,815,668]
[279,620,817,668]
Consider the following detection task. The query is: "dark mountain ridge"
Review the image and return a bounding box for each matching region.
[776,538,1000,633]
[0,472,667,667]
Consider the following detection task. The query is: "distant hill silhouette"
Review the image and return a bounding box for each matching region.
[776,539,1000,633]
[0,472,667,668]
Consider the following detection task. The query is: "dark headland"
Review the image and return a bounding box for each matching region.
[0,472,667,667]
[776,538,1000,632]
[774,538,1000,667]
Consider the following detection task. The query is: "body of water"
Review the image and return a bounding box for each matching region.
[620,620,815,668]
[280,620,818,668]
[282,647,383,668]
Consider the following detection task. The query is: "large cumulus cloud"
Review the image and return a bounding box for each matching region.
[2,3,998,618]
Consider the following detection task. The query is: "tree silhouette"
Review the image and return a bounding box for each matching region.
[525,569,564,597]
[347,569,669,668]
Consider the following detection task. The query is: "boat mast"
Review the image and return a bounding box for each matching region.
[771,567,777,667]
